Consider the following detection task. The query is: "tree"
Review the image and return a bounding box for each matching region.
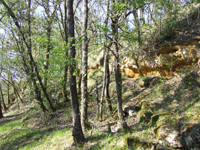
[99,0,112,120]
[37,0,60,87]
[110,0,128,132]
[67,0,85,145]
[0,0,53,111]
[103,0,112,114]
[81,0,89,131]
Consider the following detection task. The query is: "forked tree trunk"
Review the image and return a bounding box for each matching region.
[67,0,85,145]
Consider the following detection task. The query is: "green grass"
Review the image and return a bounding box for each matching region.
[0,108,73,150]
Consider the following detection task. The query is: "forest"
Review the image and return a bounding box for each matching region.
[0,0,200,149]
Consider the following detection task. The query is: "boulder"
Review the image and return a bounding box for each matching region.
[137,102,153,123]
[123,105,140,117]
[180,124,200,149]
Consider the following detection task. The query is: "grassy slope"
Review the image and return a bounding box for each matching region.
[0,66,200,150]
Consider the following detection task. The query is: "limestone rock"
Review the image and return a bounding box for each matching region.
[123,105,140,117]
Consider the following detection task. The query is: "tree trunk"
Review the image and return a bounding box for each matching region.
[81,0,89,131]
[95,81,99,119]
[111,15,128,132]
[103,49,112,113]
[103,0,112,114]
[63,0,69,102]
[7,83,10,105]
[78,73,82,95]
[7,69,10,105]
[11,76,24,103]
[133,9,141,45]
[99,69,105,121]
[44,26,51,87]
[134,56,144,77]
[0,97,3,119]
[28,0,49,111]
[0,85,7,110]
[67,0,85,146]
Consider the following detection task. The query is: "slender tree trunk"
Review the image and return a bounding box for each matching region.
[133,9,141,45]
[149,4,156,24]
[78,73,82,95]
[28,0,50,111]
[141,7,145,25]
[95,81,99,119]
[81,0,89,131]
[0,85,7,110]
[104,52,112,113]
[134,56,144,76]
[10,76,24,103]
[44,0,51,88]
[7,69,10,105]
[0,98,3,119]
[44,26,51,87]
[67,0,85,145]
[111,15,128,132]
[99,65,105,121]
[103,0,112,114]
[7,82,10,105]
[61,0,69,102]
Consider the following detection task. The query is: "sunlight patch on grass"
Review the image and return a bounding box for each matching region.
[21,128,73,150]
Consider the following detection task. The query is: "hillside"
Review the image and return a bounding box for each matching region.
[1,66,200,150]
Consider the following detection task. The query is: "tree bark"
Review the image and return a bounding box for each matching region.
[7,69,10,105]
[67,0,85,145]
[0,97,3,119]
[111,14,128,132]
[104,52,112,113]
[81,0,89,131]
[134,55,144,76]
[133,9,141,45]
[103,0,112,114]
[10,76,24,103]
[62,0,69,102]
[99,71,105,121]
[95,81,99,119]
[0,85,7,110]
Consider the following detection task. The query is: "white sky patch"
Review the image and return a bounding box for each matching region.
[0,28,5,34]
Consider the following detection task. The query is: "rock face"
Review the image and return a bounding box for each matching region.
[120,26,200,78]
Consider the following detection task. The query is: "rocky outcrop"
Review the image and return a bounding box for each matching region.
[120,25,200,78]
